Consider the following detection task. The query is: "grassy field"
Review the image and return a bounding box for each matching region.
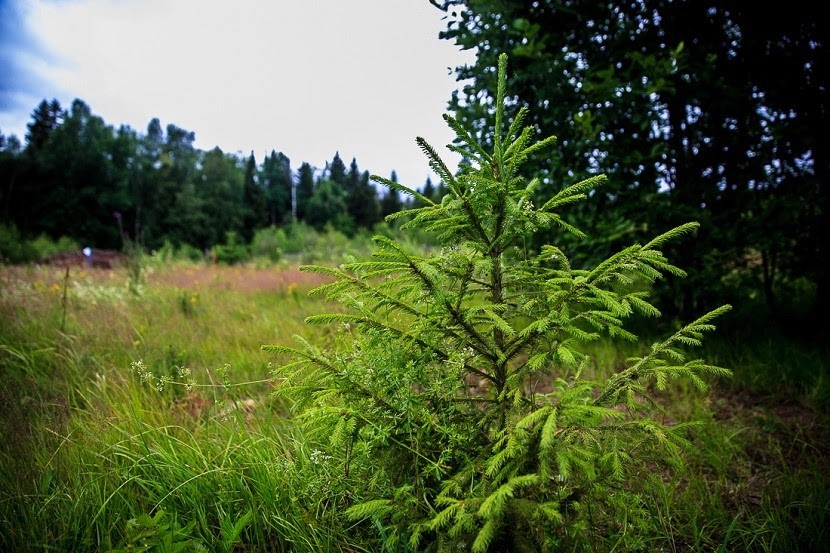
[1,260,827,551]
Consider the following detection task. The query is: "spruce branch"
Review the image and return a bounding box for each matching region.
[415,136,459,190]
[372,174,435,206]
[541,174,607,212]
[443,114,492,167]
[503,107,531,156]
[595,304,733,406]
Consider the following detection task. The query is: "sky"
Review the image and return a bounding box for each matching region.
[0,0,476,187]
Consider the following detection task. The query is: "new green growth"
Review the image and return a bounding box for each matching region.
[267,54,731,551]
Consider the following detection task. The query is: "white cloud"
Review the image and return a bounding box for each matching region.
[4,0,475,187]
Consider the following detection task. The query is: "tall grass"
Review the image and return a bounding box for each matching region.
[3,379,361,551]
[1,261,827,551]
[0,262,367,551]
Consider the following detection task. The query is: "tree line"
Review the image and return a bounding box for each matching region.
[0,98,443,254]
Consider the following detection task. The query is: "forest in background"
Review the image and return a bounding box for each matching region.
[0,100,440,255]
[1,0,827,331]
[431,0,826,328]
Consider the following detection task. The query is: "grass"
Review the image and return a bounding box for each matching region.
[1,260,828,551]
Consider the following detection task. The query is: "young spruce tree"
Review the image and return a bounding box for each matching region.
[265,54,731,551]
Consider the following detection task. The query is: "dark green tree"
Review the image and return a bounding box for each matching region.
[241,151,267,242]
[128,118,165,249]
[328,152,347,186]
[380,188,402,219]
[418,176,436,207]
[345,157,361,222]
[431,0,826,322]
[358,169,381,227]
[306,178,351,233]
[24,99,63,153]
[23,99,128,247]
[110,124,140,247]
[182,146,244,249]
[261,150,293,226]
[295,162,316,222]
[148,122,199,247]
[168,180,209,249]
[7,99,65,234]
[344,157,381,230]
[380,170,403,218]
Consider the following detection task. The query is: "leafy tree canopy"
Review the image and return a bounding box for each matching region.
[431,0,826,322]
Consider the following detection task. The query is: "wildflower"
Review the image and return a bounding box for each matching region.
[310,449,332,464]
[156,374,173,392]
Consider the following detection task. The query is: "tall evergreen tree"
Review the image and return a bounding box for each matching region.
[129,118,165,248]
[261,150,292,226]
[295,162,316,222]
[358,169,381,227]
[344,157,380,229]
[328,152,347,186]
[241,151,267,242]
[380,170,403,218]
[24,99,63,153]
[19,99,128,247]
[345,157,361,220]
[110,124,139,247]
[419,176,436,207]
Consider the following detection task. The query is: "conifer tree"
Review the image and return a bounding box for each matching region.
[380,188,402,219]
[380,170,403,218]
[261,150,292,226]
[344,157,381,230]
[25,99,63,152]
[328,152,347,186]
[267,54,730,551]
[418,176,436,207]
[295,162,315,222]
[360,170,381,226]
[241,151,267,242]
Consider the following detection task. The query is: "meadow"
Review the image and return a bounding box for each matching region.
[0,252,826,552]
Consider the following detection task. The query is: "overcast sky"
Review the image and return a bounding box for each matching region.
[0,0,476,187]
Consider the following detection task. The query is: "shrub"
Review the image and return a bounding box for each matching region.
[267,54,730,551]
[176,242,206,262]
[0,223,35,263]
[213,231,249,265]
[29,233,78,260]
[251,226,286,262]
